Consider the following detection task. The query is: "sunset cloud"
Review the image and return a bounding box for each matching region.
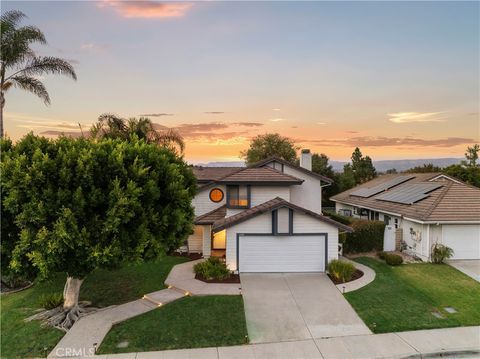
[139,113,174,117]
[204,111,225,115]
[388,112,446,123]
[270,118,286,122]
[302,136,475,148]
[317,122,327,125]
[98,1,193,19]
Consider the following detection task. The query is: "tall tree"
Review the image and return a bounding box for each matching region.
[350,147,376,183]
[464,144,479,167]
[1,134,196,330]
[339,163,356,191]
[404,164,442,173]
[90,113,185,153]
[0,10,77,137]
[241,133,299,165]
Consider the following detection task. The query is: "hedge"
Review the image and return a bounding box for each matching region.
[342,220,386,254]
[323,211,354,225]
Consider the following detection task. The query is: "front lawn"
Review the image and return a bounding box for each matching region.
[99,295,248,354]
[345,257,480,333]
[1,255,188,359]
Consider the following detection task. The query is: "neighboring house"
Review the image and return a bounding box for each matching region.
[188,150,352,273]
[331,173,480,261]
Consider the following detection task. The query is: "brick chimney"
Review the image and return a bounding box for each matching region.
[300,149,312,171]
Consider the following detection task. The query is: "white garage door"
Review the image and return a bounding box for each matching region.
[442,225,480,260]
[239,235,326,272]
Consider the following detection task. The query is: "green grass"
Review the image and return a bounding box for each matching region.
[345,257,480,333]
[99,295,248,354]
[1,256,188,359]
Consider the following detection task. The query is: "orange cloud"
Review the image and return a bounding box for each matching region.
[98,1,193,18]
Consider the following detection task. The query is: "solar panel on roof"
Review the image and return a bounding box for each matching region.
[376,183,443,204]
[350,175,415,198]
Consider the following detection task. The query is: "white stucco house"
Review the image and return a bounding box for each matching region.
[187,150,352,273]
[331,173,480,261]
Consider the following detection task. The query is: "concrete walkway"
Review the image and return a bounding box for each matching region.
[336,257,376,293]
[89,326,480,359]
[241,273,371,343]
[448,260,480,282]
[49,288,185,358]
[165,260,241,295]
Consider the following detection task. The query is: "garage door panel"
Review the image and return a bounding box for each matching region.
[239,235,325,272]
[442,225,480,260]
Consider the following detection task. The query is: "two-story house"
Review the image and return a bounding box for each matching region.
[187,150,352,273]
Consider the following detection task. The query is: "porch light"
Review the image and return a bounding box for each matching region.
[185,291,191,296]
[167,285,172,289]
[157,303,163,307]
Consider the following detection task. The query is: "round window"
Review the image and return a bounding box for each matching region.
[209,188,224,203]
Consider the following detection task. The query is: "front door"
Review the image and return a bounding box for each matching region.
[212,229,226,249]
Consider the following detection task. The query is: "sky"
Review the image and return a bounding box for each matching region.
[2,1,479,163]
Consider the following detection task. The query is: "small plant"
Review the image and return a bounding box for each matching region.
[431,243,454,264]
[194,257,231,280]
[327,259,356,282]
[377,251,386,260]
[38,293,64,310]
[385,253,403,266]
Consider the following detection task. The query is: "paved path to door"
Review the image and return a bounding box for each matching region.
[91,326,480,359]
[241,273,371,343]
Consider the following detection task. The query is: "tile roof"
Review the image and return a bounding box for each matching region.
[331,173,480,223]
[192,166,243,183]
[250,156,334,184]
[218,166,303,184]
[194,205,227,225]
[212,197,353,233]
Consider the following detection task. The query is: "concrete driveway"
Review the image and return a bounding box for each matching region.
[241,273,371,343]
[448,260,480,282]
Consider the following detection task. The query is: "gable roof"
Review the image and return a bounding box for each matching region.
[194,205,227,225]
[192,166,243,183]
[250,156,334,184]
[218,166,303,184]
[212,197,353,232]
[331,173,480,223]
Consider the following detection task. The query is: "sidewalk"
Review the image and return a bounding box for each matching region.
[89,326,480,359]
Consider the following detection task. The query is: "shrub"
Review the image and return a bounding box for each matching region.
[431,243,454,264]
[385,253,403,266]
[323,211,353,225]
[193,257,231,280]
[39,293,63,310]
[342,220,386,254]
[327,259,356,282]
[377,251,386,260]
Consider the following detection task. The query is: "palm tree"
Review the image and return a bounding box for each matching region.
[91,113,185,153]
[0,10,77,137]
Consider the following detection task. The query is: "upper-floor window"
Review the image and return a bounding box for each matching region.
[227,185,250,209]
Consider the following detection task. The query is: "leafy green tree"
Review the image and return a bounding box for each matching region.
[464,144,479,167]
[0,10,77,137]
[338,163,356,191]
[90,113,185,153]
[385,168,397,174]
[310,153,339,206]
[1,134,196,330]
[350,147,376,183]
[404,164,442,173]
[241,133,299,165]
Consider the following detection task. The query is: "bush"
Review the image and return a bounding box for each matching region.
[193,257,231,280]
[327,259,356,282]
[323,211,353,225]
[377,251,386,260]
[342,220,386,254]
[431,243,454,264]
[38,293,63,310]
[385,253,403,266]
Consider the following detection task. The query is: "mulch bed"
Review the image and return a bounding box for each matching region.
[328,269,363,285]
[195,273,241,284]
[170,252,203,261]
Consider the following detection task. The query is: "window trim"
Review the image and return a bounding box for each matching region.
[272,208,294,235]
[226,184,251,209]
[209,188,224,203]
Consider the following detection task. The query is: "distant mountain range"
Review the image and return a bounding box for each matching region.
[194,158,463,173]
